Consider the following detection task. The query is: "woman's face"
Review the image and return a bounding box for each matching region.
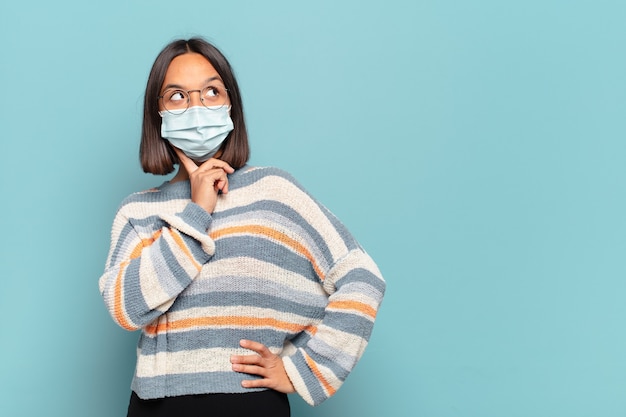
[159,52,230,113]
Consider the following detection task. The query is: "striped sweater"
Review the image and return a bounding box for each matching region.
[99,166,385,406]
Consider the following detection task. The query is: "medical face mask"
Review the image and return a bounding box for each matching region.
[160,105,234,162]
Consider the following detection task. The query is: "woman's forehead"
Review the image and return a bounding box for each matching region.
[163,53,221,86]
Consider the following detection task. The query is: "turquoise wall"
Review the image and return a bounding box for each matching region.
[1,1,625,416]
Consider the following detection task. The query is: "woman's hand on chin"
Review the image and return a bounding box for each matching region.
[174,147,234,213]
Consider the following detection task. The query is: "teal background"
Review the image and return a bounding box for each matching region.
[1,0,625,416]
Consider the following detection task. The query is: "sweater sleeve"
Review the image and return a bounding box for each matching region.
[98,202,215,331]
[281,247,386,406]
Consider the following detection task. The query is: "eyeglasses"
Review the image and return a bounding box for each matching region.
[158,84,229,115]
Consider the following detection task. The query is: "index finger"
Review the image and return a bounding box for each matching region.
[173,147,197,174]
[239,339,271,357]
[198,157,235,174]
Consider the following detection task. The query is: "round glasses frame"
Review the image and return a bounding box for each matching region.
[158,86,229,115]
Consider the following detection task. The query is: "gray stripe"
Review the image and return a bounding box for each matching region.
[131,215,165,233]
[172,291,326,319]
[307,337,357,375]
[139,328,293,355]
[122,261,159,326]
[319,310,375,339]
[336,268,387,294]
[288,330,312,347]
[132,371,265,399]
[338,281,385,302]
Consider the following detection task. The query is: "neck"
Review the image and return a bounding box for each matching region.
[169,165,191,183]
[169,150,225,183]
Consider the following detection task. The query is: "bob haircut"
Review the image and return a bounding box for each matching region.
[140,38,249,174]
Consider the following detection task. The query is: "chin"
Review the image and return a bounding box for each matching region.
[191,155,211,165]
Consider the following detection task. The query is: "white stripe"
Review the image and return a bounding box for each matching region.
[197,257,328,295]
[313,324,368,358]
[138,252,177,312]
[122,198,188,218]
[326,250,383,288]
[136,346,284,377]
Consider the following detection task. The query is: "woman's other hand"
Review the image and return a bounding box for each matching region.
[174,148,234,213]
[231,339,296,394]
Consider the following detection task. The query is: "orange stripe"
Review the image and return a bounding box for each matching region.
[113,229,163,331]
[304,352,336,396]
[210,225,325,280]
[145,316,317,336]
[327,300,377,319]
[129,230,163,260]
[169,229,202,271]
[113,261,135,330]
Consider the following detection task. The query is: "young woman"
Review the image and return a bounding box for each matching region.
[99,37,386,417]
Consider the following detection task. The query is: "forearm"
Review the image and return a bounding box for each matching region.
[99,203,214,330]
[283,249,386,405]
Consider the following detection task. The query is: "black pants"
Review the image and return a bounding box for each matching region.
[127,390,290,417]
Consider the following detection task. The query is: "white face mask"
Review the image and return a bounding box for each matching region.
[160,106,234,162]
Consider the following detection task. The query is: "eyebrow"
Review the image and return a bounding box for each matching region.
[161,76,224,91]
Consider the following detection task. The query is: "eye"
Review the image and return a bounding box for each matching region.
[166,90,186,102]
[203,86,219,99]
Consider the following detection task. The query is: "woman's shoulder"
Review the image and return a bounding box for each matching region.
[118,188,159,205]
[115,181,188,214]
[234,165,304,190]
[236,165,295,180]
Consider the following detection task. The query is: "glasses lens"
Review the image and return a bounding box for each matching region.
[200,85,228,110]
[161,89,189,115]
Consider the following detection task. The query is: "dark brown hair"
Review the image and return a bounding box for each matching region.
[140,38,249,174]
